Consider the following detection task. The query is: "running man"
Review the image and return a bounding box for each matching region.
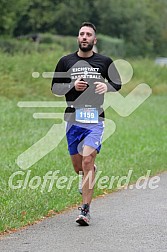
[51,22,121,225]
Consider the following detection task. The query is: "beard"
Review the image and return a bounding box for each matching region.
[78,41,94,52]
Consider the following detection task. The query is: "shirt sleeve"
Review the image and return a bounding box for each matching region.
[105,58,122,92]
[51,57,74,96]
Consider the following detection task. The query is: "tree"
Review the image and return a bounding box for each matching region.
[52,0,95,35]
[0,0,166,56]
[13,0,57,36]
[0,0,19,35]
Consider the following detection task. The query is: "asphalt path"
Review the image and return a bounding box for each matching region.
[1,172,167,252]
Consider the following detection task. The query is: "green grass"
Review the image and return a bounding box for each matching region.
[120,58,167,95]
[0,49,167,233]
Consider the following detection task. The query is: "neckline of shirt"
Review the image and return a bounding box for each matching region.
[75,51,95,59]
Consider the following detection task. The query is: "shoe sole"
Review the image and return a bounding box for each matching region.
[76,217,89,226]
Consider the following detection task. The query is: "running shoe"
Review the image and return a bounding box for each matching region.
[76,203,90,226]
[78,165,97,195]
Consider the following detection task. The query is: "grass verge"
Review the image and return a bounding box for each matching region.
[0,95,166,232]
[0,50,166,232]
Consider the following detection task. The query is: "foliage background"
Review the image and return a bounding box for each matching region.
[0,0,167,57]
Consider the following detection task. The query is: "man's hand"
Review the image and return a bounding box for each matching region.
[74,77,88,91]
[94,82,108,94]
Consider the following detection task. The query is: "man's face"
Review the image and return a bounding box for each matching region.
[77,26,97,52]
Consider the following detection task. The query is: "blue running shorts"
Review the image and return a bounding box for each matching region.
[66,121,104,155]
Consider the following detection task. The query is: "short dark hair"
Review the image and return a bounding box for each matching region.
[80,22,96,33]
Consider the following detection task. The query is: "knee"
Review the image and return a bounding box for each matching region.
[82,155,94,172]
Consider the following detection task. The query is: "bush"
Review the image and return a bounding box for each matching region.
[97,34,125,58]
[0,37,63,55]
[39,33,77,52]
[0,34,126,57]
[39,33,125,57]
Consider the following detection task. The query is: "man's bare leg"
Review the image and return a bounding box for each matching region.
[70,153,83,174]
[70,147,97,204]
[75,146,97,225]
[82,146,97,205]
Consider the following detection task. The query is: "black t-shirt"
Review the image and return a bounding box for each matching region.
[51,51,121,121]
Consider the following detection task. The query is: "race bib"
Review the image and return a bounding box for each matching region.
[75,108,98,123]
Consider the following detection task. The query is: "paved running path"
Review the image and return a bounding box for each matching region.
[1,172,167,252]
